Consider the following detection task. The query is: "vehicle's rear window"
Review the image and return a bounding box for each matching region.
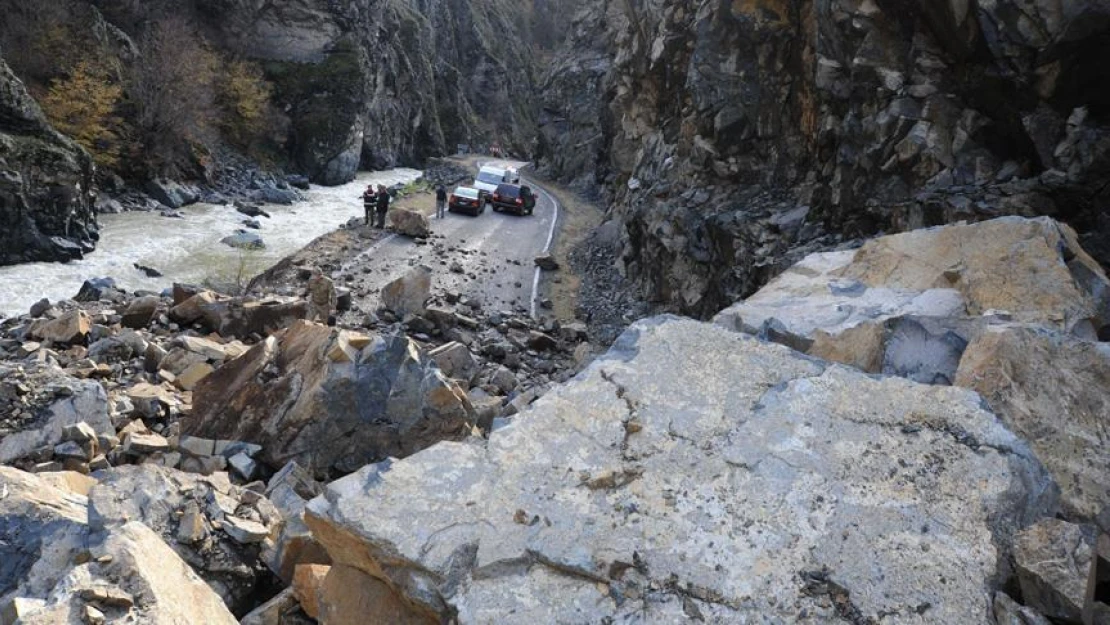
[454,187,479,199]
[476,171,503,184]
[496,184,520,197]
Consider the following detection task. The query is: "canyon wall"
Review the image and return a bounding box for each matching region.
[535,0,1110,316]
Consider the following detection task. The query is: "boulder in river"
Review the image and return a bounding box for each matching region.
[305,316,1055,623]
[252,186,300,206]
[235,201,271,218]
[74,277,120,303]
[184,320,475,478]
[221,230,266,250]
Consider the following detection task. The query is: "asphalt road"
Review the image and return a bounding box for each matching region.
[339,161,561,317]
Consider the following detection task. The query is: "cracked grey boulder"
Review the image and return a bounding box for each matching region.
[305,316,1056,623]
[9,521,239,625]
[184,320,474,478]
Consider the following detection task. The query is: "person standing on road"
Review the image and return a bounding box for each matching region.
[307,269,337,324]
[362,184,376,225]
[375,184,390,229]
[435,183,447,219]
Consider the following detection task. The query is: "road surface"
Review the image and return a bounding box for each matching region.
[338,161,561,318]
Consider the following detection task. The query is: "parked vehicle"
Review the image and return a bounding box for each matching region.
[448,186,484,216]
[472,165,519,202]
[490,183,536,215]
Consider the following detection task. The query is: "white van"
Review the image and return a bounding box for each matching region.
[473,165,519,202]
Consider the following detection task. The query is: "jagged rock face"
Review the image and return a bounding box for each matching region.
[537,0,1110,316]
[0,55,97,266]
[305,316,1056,623]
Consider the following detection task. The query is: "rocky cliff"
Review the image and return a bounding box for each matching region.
[93,0,543,183]
[536,0,1110,317]
[0,56,97,265]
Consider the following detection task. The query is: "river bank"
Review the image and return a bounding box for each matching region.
[0,169,422,318]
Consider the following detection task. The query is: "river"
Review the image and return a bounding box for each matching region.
[0,169,422,318]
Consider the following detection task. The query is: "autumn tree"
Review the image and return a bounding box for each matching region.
[218,59,279,151]
[126,15,219,174]
[40,60,125,167]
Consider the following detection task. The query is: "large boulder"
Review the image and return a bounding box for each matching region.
[144,179,199,209]
[0,363,112,465]
[184,321,475,478]
[714,217,1110,360]
[388,208,430,238]
[955,326,1110,529]
[11,521,240,625]
[305,317,1055,623]
[380,265,432,318]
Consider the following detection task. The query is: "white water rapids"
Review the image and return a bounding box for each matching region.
[0,169,422,318]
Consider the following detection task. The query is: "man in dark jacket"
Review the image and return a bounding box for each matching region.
[375,184,390,228]
[435,184,447,219]
[362,184,376,225]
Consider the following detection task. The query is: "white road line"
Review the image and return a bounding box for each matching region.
[530,182,561,319]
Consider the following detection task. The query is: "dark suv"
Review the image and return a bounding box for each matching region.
[490,183,536,215]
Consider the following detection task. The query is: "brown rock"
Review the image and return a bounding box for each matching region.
[317,565,435,625]
[27,310,91,345]
[809,322,886,373]
[170,290,221,325]
[955,325,1110,528]
[198,296,309,339]
[292,564,330,619]
[175,362,215,391]
[121,296,160,329]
